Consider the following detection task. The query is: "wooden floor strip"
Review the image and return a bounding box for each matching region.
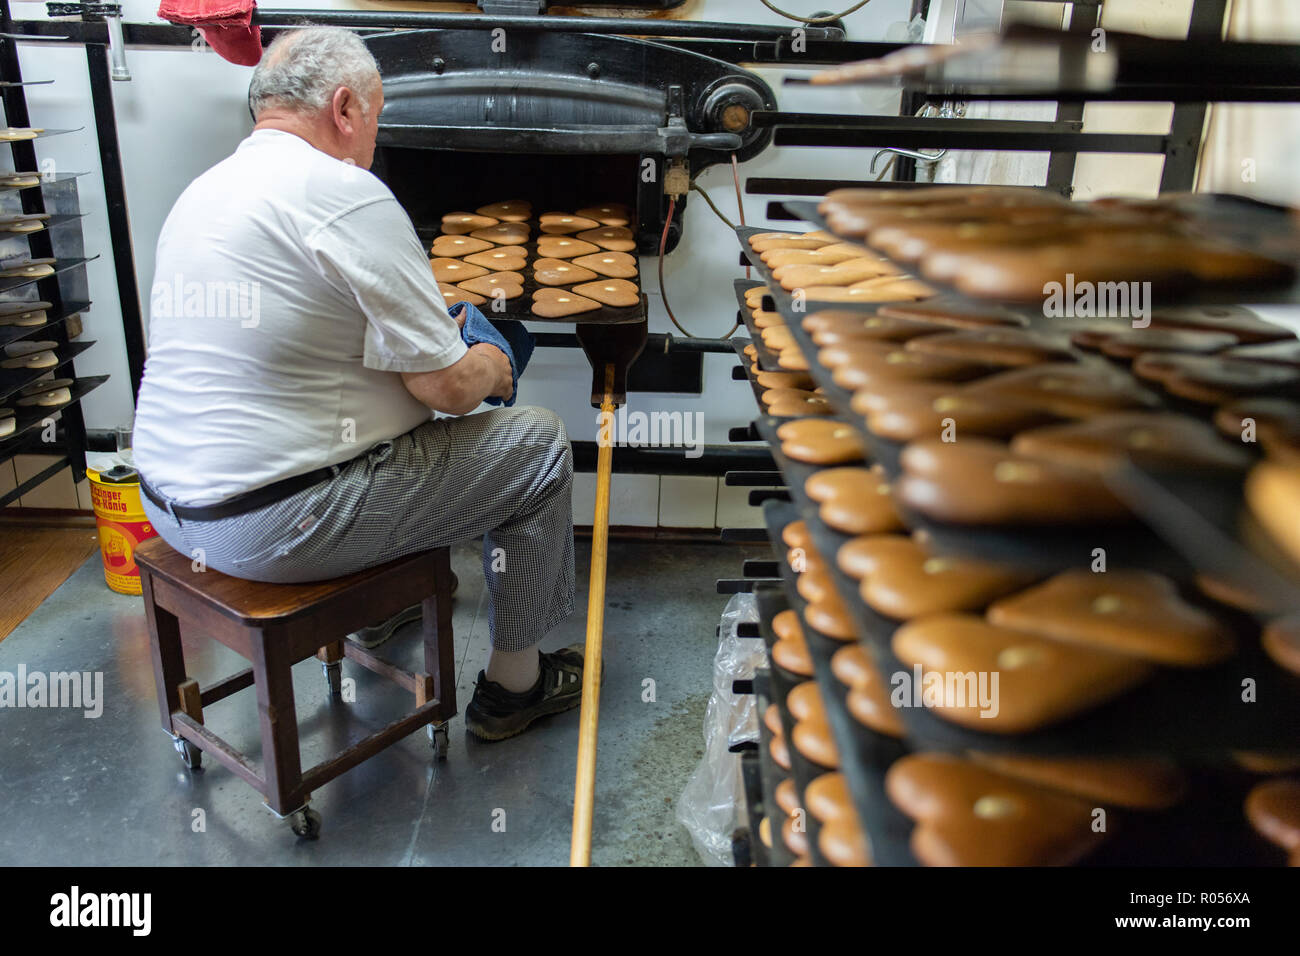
[0,526,101,641]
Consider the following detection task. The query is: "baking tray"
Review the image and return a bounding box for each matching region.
[418,223,645,325]
[737,223,942,317]
[731,338,770,410]
[759,504,917,866]
[1105,460,1300,616]
[750,674,797,868]
[0,299,90,351]
[0,256,97,295]
[780,197,1300,309]
[751,621,832,867]
[0,339,95,404]
[0,374,107,450]
[731,279,783,372]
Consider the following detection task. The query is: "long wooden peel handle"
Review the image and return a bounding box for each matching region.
[570,363,616,867]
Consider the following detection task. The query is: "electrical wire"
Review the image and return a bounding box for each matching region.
[759,0,874,25]
[658,195,740,340]
[689,181,736,230]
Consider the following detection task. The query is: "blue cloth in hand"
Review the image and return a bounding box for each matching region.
[449,301,535,408]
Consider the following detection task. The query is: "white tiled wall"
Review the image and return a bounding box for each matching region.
[566,474,769,529]
[1,455,90,509]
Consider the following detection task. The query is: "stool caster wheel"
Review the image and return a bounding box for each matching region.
[429,722,450,761]
[174,736,202,771]
[322,661,342,699]
[289,807,322,840]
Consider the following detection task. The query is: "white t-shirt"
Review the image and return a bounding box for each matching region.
[134,128,466,505]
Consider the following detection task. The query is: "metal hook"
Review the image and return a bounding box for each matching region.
[871,147,947,174]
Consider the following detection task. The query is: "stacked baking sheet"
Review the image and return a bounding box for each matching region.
[730,186,1300,867]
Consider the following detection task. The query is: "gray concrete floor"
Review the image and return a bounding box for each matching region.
[0,537,761,866]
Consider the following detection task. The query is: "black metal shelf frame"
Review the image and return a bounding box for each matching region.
[0,0,107,506]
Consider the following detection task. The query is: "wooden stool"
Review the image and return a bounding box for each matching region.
[135,536,456,839]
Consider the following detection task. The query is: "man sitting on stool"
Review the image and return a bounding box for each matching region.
[133,27,581,741]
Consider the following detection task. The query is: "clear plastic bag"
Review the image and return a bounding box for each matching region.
[676,592,767,866]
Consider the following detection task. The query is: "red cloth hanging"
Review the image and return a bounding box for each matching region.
[156,0,263,67]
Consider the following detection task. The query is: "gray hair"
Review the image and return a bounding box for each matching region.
[248,27,380,118]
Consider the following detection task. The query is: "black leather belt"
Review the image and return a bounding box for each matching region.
[139,464,339,522]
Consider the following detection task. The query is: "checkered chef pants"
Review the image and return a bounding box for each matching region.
[140,406,576,652]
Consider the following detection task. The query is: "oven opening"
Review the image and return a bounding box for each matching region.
[374,148,641,241]
[373,147,649,324]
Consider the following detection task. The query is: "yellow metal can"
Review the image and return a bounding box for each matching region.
[86,464,158,595]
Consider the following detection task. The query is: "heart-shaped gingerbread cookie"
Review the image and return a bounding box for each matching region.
[458,271,525,301]
[571,279,640,308]
[886,752,1109,866]
[891,613,1152,733]
[539,213,600,235]
[470,222,530,245]
[537,236,600,259]
[430,258,488,284]
[475,200,531,222]
[531,288,600,318]
[571,251,637,278]
[430,235,494,258]
[463,247,527,271]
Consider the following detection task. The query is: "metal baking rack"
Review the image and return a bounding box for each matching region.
[738,211,1300,598]
[0,3,104,505]
[741,422,1294,867]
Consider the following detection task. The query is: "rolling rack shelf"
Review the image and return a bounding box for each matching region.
[722,237,1300,864]
[719,3,1300,867]
[0,0,104,506]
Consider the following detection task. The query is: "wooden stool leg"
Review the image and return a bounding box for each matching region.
[175,678,204,770]
[316,641,344,700]
[142,570,187,735]
[249,627,305,815]
[420,548,457,760]
[423,548,457,722]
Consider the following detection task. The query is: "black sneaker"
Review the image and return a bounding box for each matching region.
[465,643,589,741]
[347,573,459,650]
